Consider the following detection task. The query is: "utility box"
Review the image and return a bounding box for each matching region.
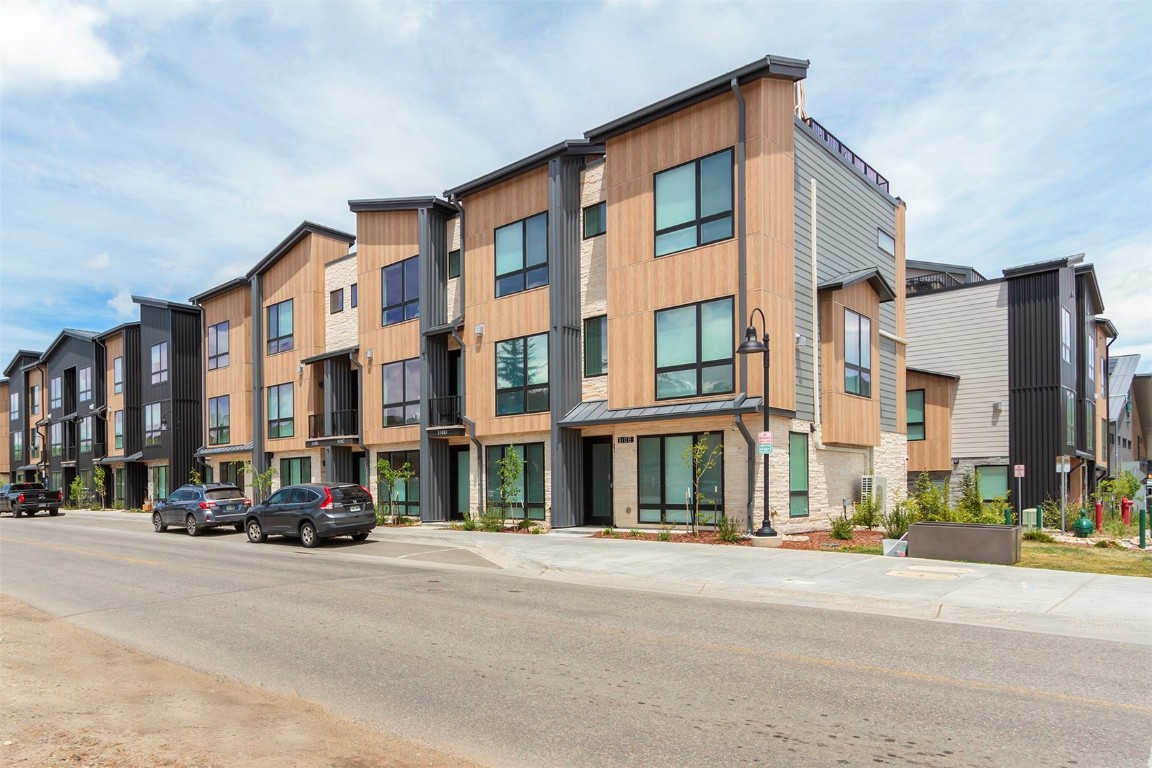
[1021,507,1040,530]
[906,522,1022,566]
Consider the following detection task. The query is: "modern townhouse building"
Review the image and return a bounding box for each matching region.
[1106,354,1147,474]
[0,379,10,480]
[1134,373,1152,476]
[905,254,1112,514]
[41,329,103,497]
[96,322,143,507]
[3,350,45,483]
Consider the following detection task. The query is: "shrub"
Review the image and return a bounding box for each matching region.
[953,471,985,523]
[516,519,538,531]
[852,495,881,530]
[461,515,477,531]
[830,513,854,541]
[1023,529,1054,543]
[113,500,125,510]
[657,526,672,542]
[910,473,950,522]
[479,505,506,532]
[1095,539,1121,549]
[601,527,618,538]
[1040,499,1065,530]
[1102,519,1128,539]
[881,496,916,539]
[68,477,85,509]
[716,513,744,543]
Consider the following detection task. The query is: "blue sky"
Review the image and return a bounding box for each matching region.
[1,0,1150,374]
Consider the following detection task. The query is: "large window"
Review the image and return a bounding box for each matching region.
[50,377,62,410]
[654,148,733,257]
[114,357,123,393]
[907,390,926,441]
[144,402,162,446]
[330,288,344,314]
[976,465,1009,502]
[378,450,420,518]
[382,256,419,326]
[209,396,230,445]
[79,366,93,402]
[30,384,39,414]
[1061,307,1072,365]
[267,383,294,439]
[267,299,294,355]
[583,316,607,377]
[8,391,16,420]
[485,444,544,520]
[12,432,22,461]
[844,309,872,397]
[789,432,809,518]
[151,465,169,502]
[382,359,420,426]
[495,212,548,298]
[114,410,124,451]
[495,333,549,416]
[208,322,229,370]
[654,297,733,400]
[280,457,312,486]
[50,423,62,456]
[79,416,93,454]
[638,433,723,524]
[150,343,168,385]
[583,202,606,239]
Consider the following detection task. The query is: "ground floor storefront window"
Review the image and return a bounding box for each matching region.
[637,433,723,525]
[485,444,544,520]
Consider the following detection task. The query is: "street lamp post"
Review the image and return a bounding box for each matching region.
[736,308,777,537]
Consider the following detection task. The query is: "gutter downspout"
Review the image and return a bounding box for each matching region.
[451,327,483,514]
[192,302,209,480]
[731,77,755,532]
[1105,334,1115,478]
[250,275,265,498]
[349,350,369,481]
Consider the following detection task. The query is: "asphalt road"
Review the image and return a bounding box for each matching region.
[2,512,1149,768]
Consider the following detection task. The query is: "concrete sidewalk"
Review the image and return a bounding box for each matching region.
[374,524,1152,644]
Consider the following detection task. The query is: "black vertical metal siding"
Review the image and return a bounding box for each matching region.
[171,307,202,486]
[549,155,585,528]
[138,305,169,463]
[419,206,453,522]
[329,445,354,483]
[1007,268,1065,514]
[124,325,143,456]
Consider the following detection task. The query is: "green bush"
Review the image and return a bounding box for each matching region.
[1023,529,1054,543]
[479,506,506,532]
[881,497,916,539]
[1095,539,1121,549]
[830,513,854,541]
[657,526,672,542]
[851,495,881,530]
[716,513,744,543]
[1040,499,1065,530]
[601,526,618,538]
[1102,519,1128,539]
[910,473,950,522]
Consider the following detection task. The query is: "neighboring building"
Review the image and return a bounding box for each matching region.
[1134,373,1152,475]
[905,367,958,482]
[40,329,103,499]
[1107,354,1147,474]
[96,322,143,507]
[0,379,9,480]
[3,350,44,484]
[905,259,985,295]
[905,255,1111,513]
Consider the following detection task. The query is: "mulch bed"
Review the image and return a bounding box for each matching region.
[779,528,886,551]
[590,528,888,550]
[592,530,752,546]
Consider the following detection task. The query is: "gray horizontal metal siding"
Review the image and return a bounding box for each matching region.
[880,337,897,431]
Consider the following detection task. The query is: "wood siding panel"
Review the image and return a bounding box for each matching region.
[819,281,881,446]
[906,281,1010,458]
[202,284,253,447]
[907,370,955,472]
[104,334,124,450]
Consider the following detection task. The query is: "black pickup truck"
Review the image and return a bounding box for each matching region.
[0,482,63,517]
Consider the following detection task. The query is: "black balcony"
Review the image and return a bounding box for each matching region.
[906,272,965,295]
[308,409,359,439]
[429,396,462,427]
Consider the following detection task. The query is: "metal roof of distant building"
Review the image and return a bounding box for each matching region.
[195,442,254,457]
[560,396,762,427]
[1108,354,1142,421]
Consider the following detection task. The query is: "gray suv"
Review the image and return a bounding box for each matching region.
[153,483,251,536]
[245,484,375,548]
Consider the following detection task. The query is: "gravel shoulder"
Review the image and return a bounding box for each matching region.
[0,595,483,768]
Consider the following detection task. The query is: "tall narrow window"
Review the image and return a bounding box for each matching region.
[267,299,294,355]
[654,148,734,257]
[12,432,23,461]
[382,359,420,426]
[448,250,461,279]
[50,377,62,409]
[382,256,419,326]
[1061,308,1072,364]
[330,288,344,314]
[267,383,294,438]
[79,366,93,402]
[654,297,733,400]
[485,444,545,520]
[1086,330,1095,386]
[8,392,16,420]
[907,390,926,441]
[583,316,607,377]
[350,283,358,308]
[583,202,606,238]
[1065,388,1076,446]
[280,457,312,486]
[637,433,723,524]
[495,333,549,416]
[29,432,40,460]
[144,403,162,446]
[495,212,548,298]
[208,322,230,369]
[114,410,124,450]
[789,432,809,518]
[114,357,124,392]
[50,423,62,456]
[844,309,872,397]
[150,343,168,385]
[30,385,39,414]
[79,416,93,454]
[209,396,230,445]
[378,450,420,518]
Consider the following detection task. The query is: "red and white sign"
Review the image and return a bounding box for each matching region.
[1013,464,1025,478]
[757,431,773,446]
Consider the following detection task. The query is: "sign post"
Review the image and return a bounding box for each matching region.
[1056,456,1071,532]
[1013,464,1025,526]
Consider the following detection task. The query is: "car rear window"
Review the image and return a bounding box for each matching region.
[11,483,45,491]
[205,487,243,500]
[330,485,371,504]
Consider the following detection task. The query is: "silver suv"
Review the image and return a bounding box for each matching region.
[153,483,251,536]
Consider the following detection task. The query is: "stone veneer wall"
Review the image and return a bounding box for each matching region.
[447,217,462,320]
[579,159,607,402]
[324,255,359,352]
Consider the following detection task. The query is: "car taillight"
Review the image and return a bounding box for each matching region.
[57,490,63,501]
[244,498,252,506]
[359,485,373,505]
[198,501,216,509]
[319,487,334,510]
[17,493,25,504]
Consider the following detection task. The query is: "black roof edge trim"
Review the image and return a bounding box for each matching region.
[4,350,44,377]
[41,329,100,364]
[96,321,141,340]
[1002,253,1085,279]
[300,346,359,366]
[1073,263,1105,314]
[347,196,456,215]
[444,140,605,200]
[246,221,356,279]
[190,277,248,304]
[817,267,897,303]
[132,294,199,312]
[584,55,808,142]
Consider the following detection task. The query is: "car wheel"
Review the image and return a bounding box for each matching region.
[186,514,201,536]
[351,532,369,541]
[300,521,321,548]
[246,519,266,543]
[152,512,167,532]
[48,509,59,516]
[25,509,36,517]
[12,508,21,518]
[234,523,244,532]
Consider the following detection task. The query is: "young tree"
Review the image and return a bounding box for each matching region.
[92,465,107,510]
[679,433,723,533]
[240,461,278,504]
[376,456,416,525]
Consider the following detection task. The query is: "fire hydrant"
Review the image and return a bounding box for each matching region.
[1095,501,1103,532]
[1122,497,1132,526]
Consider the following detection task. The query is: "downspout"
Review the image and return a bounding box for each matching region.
[731,77,754,532]
[348,350,369,484]
[1105,334,1115,478]
[250,275,265,495]
[451,328,484,512]
[193,302,209,480]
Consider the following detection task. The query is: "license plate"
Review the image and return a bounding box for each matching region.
[225,504,237,511]
[349,505,361,513]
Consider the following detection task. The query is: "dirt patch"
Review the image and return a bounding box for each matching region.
[779,529,887,551]
[0,595,482,768]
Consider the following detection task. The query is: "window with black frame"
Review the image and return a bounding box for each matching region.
[150,343,168,385]
[654,148,733,257]
[209,396,230,445]
[844,308,871,397]
[79,416,92,454]
[50,377,61,410]
[495,212,548,298]
[382,256,419,326]
[144,403,162,447]
[583,202,606,239]
[114,410,123,450]
[637,433,723,524]
[495,333,549,415]
[485,444,544,520]
[382,359,420,426]
[208,322,229,369]
[378,450,420,518]
[114,356,124,392]
[583,316,607,377]
[280,457,311,486]
[654,297,733,400]
[907,389,925,441]
[267,300,294,355]
[267,383,294,439]
[79,366,93,401]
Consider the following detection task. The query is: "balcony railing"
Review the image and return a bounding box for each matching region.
[803,117,889,194]
[308,409,359,439]
[429,396,462,427]
[906,272,964,295]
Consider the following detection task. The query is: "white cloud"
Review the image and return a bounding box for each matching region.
[0,0,123,92]
[107,289,135,319]
[87,252,112,271]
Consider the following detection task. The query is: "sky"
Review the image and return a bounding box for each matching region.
[1,0,1150,375]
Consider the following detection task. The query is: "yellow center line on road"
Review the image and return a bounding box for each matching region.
[0,536,163,567]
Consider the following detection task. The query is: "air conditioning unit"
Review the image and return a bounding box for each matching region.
[860,475,887,511]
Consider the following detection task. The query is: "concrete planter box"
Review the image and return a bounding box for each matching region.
[906,522,1022,565]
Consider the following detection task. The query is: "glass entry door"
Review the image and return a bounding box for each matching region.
[583,437,613,526]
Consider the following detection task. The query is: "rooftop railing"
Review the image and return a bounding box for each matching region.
[906,272,965,295]
[803,117,889,194]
